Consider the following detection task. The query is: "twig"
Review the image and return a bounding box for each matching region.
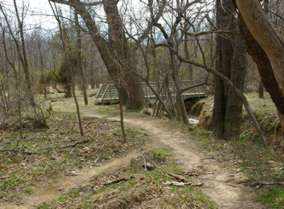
[59,139,90,149]
[103,176,134,186]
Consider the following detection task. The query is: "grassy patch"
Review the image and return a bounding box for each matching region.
[94,105,120,117]
[198,93,280,144]
[150,147,171,162]
[259,187,284,209]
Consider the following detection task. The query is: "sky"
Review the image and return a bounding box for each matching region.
[3,0,146,29]
[21,0,145,33]
[1,0,212,35]
[27,0,60,30]
[0,0,63,31]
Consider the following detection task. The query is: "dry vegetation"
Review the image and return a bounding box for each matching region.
[0,112,146,203]
[192,93,284,209]
[37,148,217,209]
[0,0,284,208]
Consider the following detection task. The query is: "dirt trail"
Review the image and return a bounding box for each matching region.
[0,151,138,209]
[119,117,265,209]
[81,105,264,209]
[1,101,264,209]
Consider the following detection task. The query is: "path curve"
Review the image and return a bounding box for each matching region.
[83,106,265,209]
[1,102,265,209]
[119,116,265,209]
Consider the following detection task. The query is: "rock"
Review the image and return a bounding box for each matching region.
[65,170,80,176]
[143,162,155,171]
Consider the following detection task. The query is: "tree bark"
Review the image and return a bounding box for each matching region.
[74,12,88,105]
[224,24,247,139]
[102,0,144,109]
[258,81,264,99]
[236,0,284,133]
[236,0,284,89]
[212,0,246,139]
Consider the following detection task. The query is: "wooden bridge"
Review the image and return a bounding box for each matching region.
[95,80,207,105]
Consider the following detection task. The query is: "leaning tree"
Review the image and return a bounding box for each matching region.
[236,0,284,135]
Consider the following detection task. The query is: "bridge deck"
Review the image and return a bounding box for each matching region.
[95,81,207,105]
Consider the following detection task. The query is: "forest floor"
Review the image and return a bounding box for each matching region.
[0,100,146,208]
[46,94,264,208]
[196,92,284,209]
[0,92,283,209]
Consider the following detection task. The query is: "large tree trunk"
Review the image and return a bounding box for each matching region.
[239,16,284,131]
[212,0,246,139]
[102,0,144,109]
[51,0,144,110]
[169,49,189,124]
[224,25,247,139]
[257,0,269,100]
[236,0,284,133]
[236,0,284,89]
[212,0,233,138]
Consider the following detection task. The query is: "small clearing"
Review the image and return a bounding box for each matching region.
[53,98,265,209]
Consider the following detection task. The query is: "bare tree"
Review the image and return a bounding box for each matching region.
[0,0,46,128]
[49,1,84,136]
[50,0,145,110]
[1,1,35,107]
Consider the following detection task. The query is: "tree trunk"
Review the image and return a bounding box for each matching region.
[236,0,284,133]
[212,0,234,138]
[224,24,247,139]
[119,88,126,143]
[38,41,48,99]
[75,12,88,105]
[258,81,264,99]
[236,0,284,89]
[51,0,144,110]
[102,0,144,109]
[212,0,246,139]
[169,49,189,124]
[71,76,84,136]
[90,59,96,89]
